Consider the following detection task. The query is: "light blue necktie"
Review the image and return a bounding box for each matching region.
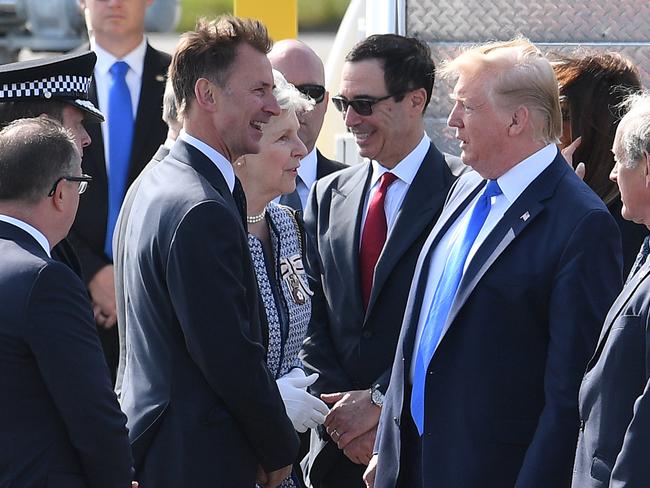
[104,60,134,260]
[411,179,502,434]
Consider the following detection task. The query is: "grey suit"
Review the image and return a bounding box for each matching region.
[300,143,465,487]
[572,239,650,487]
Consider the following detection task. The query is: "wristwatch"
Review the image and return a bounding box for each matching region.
[370,385,385,408]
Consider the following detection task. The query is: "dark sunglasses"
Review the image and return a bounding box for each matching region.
[295,84,326,104]
[331,93,399,116]
[48,174,93,197]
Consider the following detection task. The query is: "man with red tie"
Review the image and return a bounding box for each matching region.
[300,34,465,488]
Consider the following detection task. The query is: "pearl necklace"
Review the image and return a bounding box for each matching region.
[246,209,266,224]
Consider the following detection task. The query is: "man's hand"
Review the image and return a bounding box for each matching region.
[561,136,586,180]
[88,264,117,328]
[256,464,292,488]
[342,426,376,465]
[364,454,378,488]
[321,389,380,450]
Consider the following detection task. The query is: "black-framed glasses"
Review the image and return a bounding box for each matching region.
[331,93,399,116]
[48,174,93,197]
[295,84,326,104]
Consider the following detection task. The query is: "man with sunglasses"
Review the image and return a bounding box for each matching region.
[300,34,466,488]
[0,117,136,487]
[269,39,346,212]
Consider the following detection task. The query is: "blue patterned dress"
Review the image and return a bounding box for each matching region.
[248,203,312,488]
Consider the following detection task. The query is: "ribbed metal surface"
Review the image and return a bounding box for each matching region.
[406,0,650,155]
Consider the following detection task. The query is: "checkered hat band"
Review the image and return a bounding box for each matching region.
[0,75,91,99]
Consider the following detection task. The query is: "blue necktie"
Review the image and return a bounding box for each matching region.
[104,60,134,260]
[411,179,502,434]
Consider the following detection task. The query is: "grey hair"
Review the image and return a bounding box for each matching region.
[617,91,650,168]
[273,69,314,114]
[162,78,179,127]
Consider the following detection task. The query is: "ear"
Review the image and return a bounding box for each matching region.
[644,151,650,189]
[409,88,427,114]
[323,90,330,107]
[50,182,67,213]
[194,78,219,113]
[507,106,529,136]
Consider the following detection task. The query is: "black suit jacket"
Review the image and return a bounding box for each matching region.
[572,242,650,487]
[69,43,170,282]
[374,155,623,488]
[316,149,347,179]
[300,143,465,485]
[0,221,133,487]
[117,139,299,486]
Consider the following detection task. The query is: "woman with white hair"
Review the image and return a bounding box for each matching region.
[235,70,328,488]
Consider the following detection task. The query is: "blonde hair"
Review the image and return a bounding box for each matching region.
[440,38,562,144]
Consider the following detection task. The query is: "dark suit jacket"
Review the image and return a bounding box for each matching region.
[117,139,299,487]
[374,154,623,488]
[316,149,347,179]
[69,43,170,282]
[572,246,650,487]
[0,221,133,488]
[300,143,465,486]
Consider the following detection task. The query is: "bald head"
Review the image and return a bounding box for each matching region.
[269,39,328,153]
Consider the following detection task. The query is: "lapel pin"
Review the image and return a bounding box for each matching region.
[155,75,165,82]
[520,211,530,222]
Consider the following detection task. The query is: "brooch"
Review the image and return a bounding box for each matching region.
[280,254,313,305]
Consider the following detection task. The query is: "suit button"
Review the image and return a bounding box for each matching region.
[362,330,372,339]
[393,416,400,427]
[580,419,585,432]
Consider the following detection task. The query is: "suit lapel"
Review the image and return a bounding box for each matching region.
[366,145,450,315]
[329,164,372,308]
[586,261,650,370]
[128,44,167,183]
[444,156,567,335]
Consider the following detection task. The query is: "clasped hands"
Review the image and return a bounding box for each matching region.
[321,389,381,466]
[276,368,329,433]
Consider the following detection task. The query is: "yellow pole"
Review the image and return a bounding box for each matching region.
[233,0,298,40]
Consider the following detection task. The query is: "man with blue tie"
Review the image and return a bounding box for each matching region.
[365,38,623,488]
[69,0,170,380]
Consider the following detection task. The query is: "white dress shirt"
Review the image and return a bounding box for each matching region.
[410,143,558,380]
[91,37,147,171]
[296,148,318,209]
[359,133,430,246]
[179,130,235,192]
[0,214,51,257]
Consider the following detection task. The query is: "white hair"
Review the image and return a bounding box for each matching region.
[272,69,314,114]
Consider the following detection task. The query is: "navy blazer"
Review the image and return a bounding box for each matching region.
[301,143,465,486]
[374,154,623,488]
[69,43,171,282]
[117,140,299,487]
[572,245,650,487]
[0,222,133,487]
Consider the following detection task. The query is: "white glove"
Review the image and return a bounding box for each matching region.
[276,370,330,433]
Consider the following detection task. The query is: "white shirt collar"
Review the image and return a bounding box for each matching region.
[496,143,557,204]
[370,133,430,186]
[92,36,148,78]
[179,130,235,192]
[297,148,318,188]
[0,214,51,257]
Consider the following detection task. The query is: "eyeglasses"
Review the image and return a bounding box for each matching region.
[48,174,93,197]
[295,84,326,104]
[331,93,400,116]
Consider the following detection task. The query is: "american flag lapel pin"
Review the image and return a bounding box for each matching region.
[520,211,530,222]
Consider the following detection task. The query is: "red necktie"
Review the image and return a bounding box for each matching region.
[359,172,398,309]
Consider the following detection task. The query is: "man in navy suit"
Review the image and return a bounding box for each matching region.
[572,92,650,487]
[70,0,171,379]
[365,38,623,488]
[300,34,465,488]
[116,16,298,487]
[0,117,134,487]
[269,39,346,211]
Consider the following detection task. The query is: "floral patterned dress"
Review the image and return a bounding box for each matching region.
[248,203,312,488]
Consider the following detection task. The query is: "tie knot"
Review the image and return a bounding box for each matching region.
[483,179,502,199]
[111,61,130,79]
[379,171,398,190]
